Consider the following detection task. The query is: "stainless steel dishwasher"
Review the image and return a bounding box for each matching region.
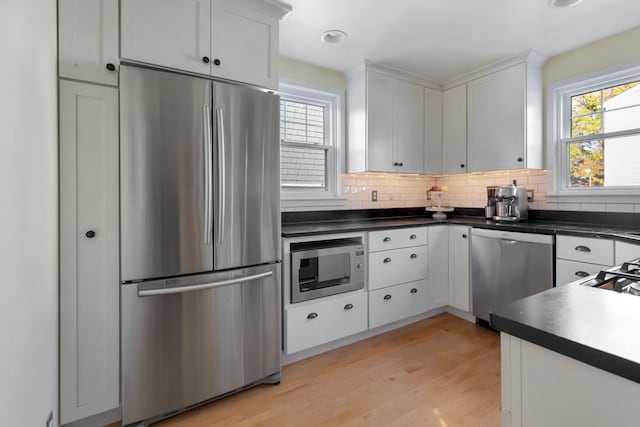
[471,228,554,323]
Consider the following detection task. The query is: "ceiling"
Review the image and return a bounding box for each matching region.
[279,0,640,84]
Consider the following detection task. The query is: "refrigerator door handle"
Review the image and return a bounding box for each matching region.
[138,270,273,297]
[216,107,226,244]
[203,104,213,245]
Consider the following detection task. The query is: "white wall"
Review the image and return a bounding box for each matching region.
[0,1,59,425]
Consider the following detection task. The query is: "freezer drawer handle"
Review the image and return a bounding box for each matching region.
[575,245,591,252]
[137,271,273,297]
[307,312,318,320]
[575,271,590,278]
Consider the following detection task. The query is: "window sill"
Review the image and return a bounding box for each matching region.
[281,197,346,210]
[546,192,640,204]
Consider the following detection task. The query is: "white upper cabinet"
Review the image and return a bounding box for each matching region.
[210,0,279,89]
[348,65,425,174]
[442,85,467,174]
[424,87,443,174]
[121,0,211,75]
[466,55,544,172]
[120,0,288,89]
[58,0,119,85]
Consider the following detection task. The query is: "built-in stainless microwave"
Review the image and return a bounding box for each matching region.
[290,238,365,303]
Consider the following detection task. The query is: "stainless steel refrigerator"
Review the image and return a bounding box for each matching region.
[119,65,281,425]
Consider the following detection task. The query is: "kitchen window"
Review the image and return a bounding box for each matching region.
[551,64,640,196]
[279,81,344,203]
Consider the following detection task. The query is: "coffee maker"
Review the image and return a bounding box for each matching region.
[494,180,528,222]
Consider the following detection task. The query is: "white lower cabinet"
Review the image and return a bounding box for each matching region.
[427,226,449,310]
[285,292,368,354]
[448,226,470,312]
[556,259,610,286]
[615,240,640,264]
[369,280,428,329]
[369,246,428,290]
[59,80,119,424]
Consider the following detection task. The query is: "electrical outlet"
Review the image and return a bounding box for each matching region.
[46,411,53,427]
[371,190,378,202]
[427,190,431,200]
[527,189,535,202]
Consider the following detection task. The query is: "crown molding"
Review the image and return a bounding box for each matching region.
[347,60,442,90]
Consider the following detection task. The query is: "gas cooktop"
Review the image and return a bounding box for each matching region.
[581,259,640,296]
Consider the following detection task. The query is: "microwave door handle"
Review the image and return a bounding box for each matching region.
[138,271,273,297]
[203,104,213,245]
[216,108,226,244]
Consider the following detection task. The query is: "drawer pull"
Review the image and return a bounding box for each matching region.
[383,257,392,263]
[410,234,417,240]
[575,271,590,278]
[383,294,392,301]
[307,312,318,320]
[344,303,354,310]
[383,237,391,242]
[410,253,417,259]
[410,288,418,294]
[575,245,591,253]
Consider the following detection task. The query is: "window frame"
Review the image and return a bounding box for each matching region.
[278,80,344,204]
[549,63,640,198]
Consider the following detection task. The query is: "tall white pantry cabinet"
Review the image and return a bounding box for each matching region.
[59,81,119,424]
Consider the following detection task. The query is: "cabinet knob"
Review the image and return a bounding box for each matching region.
[383,294,392,301]
[410,234,417,240]
[398,162,404,167]
[575,245,591,253]
[105,63,116,71]
[410,253,417,259]
[462,234,467,239]
[213,58,221,66]
[517,157,524,162]
[460,163,465,168]
[410,288,418,294]
[85,230,96,238]
[202,56,210,63]
[383,257,392,263]
[344,303,354,310]
[383,237,391,242]
[307,312,318,320]
[393,162,398,166]
[575,271,590,277]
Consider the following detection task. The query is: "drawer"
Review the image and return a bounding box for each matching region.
[369,245,428,290]
[556,235,614,266]
[285,292,368,354]
[556,259,611,286]
[369,227,427,252]
[369,279,428,329]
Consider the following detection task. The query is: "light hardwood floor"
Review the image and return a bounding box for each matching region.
[113,313,501,427]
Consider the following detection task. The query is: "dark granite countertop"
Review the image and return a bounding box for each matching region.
[282,210,640,243]
[491,284,640,383]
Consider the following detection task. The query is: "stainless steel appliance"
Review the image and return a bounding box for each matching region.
[494,181,528,222]
[119,65,281,425]
[485,186,497,219]
[290,238,365,303]
[471,228,554,323]
[578,259,640,295]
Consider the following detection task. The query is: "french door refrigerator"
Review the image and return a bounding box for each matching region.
[119,65,281,425]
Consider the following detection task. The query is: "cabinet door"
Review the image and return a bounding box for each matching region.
[449,226,470,312]
[425,87,443,174]
[60,81,119,424]
[393,79,424,173]
[616,241,640,265]
[121,0,211,75]
[211,0,279,90]
[427,226,449,310]
[59,0,119,85]
[366,70,395,172]
[467,63,526,172]
[443,85,467,174]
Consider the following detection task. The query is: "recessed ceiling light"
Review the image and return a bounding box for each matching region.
[320,30,348,44]
[548,0,584,7]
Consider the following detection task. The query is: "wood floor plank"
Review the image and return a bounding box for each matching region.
[110,313,500,427]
